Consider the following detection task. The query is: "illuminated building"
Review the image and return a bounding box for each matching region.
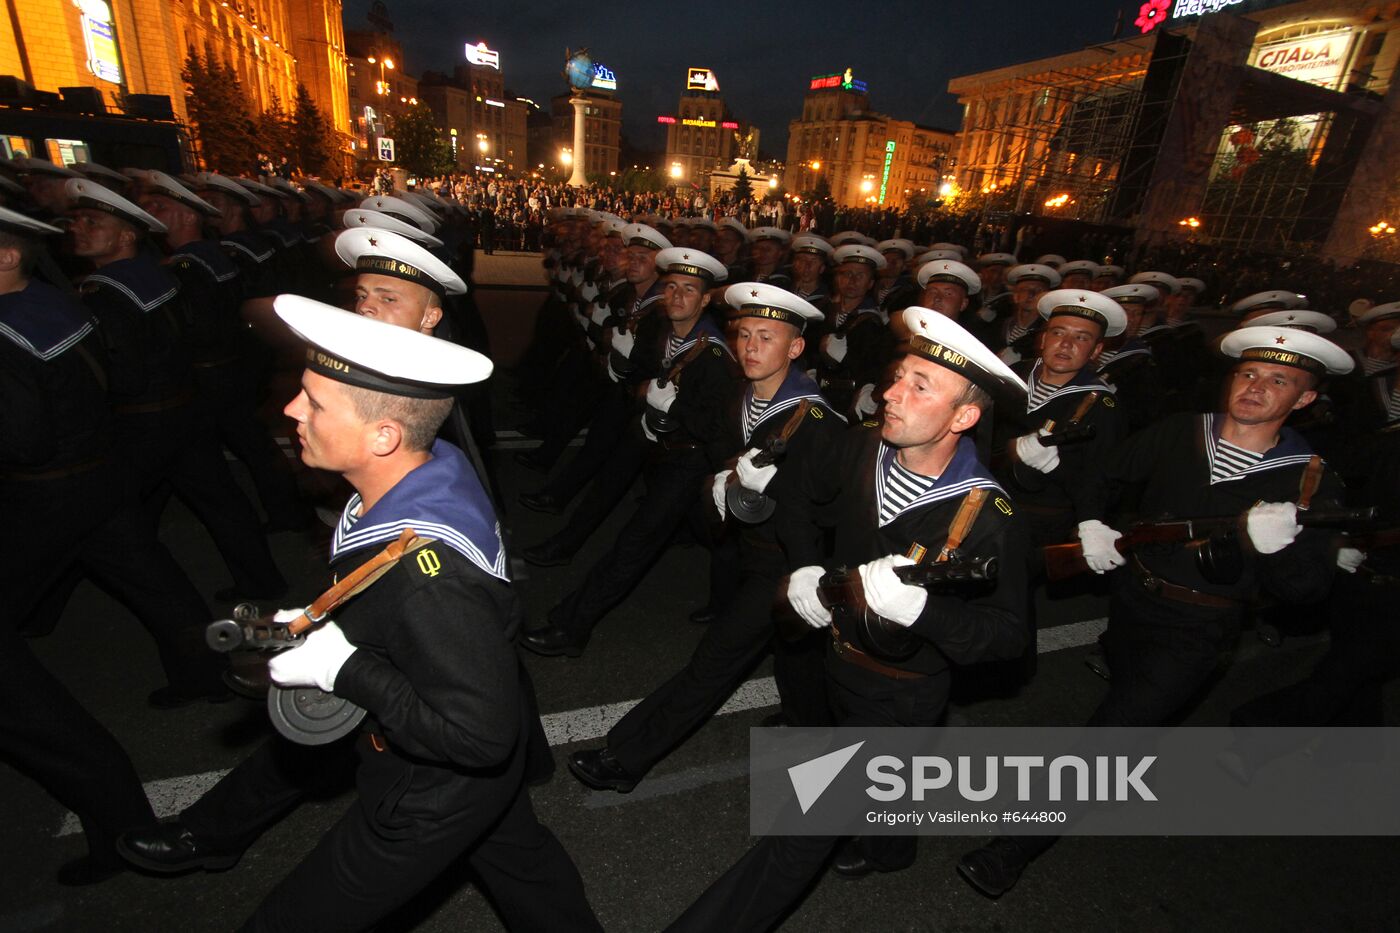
[657,67,757,184]
[545,83,621,178]
[418,41,529,173]
[783,67,956,208]
[946,0,1400,260]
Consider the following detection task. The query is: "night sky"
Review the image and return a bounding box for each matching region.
[350,0,1144,157]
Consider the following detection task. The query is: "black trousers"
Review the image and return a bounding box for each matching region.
[542,404,648,552]
[185,723,600,933]
[607,547,827,778]
[528,345,605,474]
[547,446,710,643]
[665,659,951,933]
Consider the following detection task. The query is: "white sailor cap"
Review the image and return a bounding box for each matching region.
[235,177,283,200]
[64,178,165,233]
[1220,325,1353,377]
[593,211,625,228]
[671,216,694,227]
[1177,276,1206,294]
[915,248,964,266]
[902,306,1028,395]
[750,226,791,245]
[1058,260,1100,278]
[877,238,916,260]
[833,243,887,270]
[1129,271,1180,295]
[1095,264,1125,280]
[266,178,309,203]
[9,156,81,179]
[725,281,823,330]
[275,294,492,398]
[689,217,717,233]
[191,172,261,206]
[1035,254,1066,268]
[142,170,221,217]
[830,231,876,249]
[790,235,834,260]
[1357,301,1400,325]
[929,242,969,258]
[304,180,350,204]
[652,215,675,228]
[341,208,444,248]
[916,259,981,295]
[335,227,466,296]
[1037,289,1127,337]
[70,161,130,186]
[121,167,153,183]
[601,217,629,238]
[1007,263,1062,287]
[359,196,439,234]
[0,204,63,236]
[1231,290,1307,315]
[1102,283,1160,305]
[1239,309,1337,334]
[717,217,750,241]
[401,190,445,216]
[977,252,1017,267]
[622,223,671,251]
[655,246,728,284]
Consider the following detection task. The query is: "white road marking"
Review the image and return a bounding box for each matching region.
[55,618,1108,837]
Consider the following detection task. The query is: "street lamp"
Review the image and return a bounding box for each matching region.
[670,162,683,179]
[560,149,572,166]
[860,178,874,194]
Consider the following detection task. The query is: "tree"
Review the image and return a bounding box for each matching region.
[732,166,752,203]
[387,103,453,178]
[257,92,294,168]
[292,83,337,177]
[182,51,259,174]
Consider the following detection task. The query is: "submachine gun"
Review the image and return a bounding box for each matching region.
[724,400,814,524]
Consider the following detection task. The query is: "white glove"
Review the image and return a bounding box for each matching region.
[735,448,777,494]
[1336,547,1366,573]
[859,554,926,628]
[641,418,658,443]
[1078,519,1126,574]
[1246,502,1300,555]
[1013,428,1060,473]
[787,566,832,629]
[712,470,732,519]
[854,383,879,418]
[646,379,678,413]
[822,333,848,363]
[977,306,997,322]
[569,268,583,287]
[589,301,610,326]
[998,346,1022,365]
[267,621,357,692]
[272,607,308,624]
[579,281,599,301]
[612,327,635,359]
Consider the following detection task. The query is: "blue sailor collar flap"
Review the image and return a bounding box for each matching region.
[1097,339,1151,369]
[221,232,275,264]
[675,314,735,359]
[1026,360,1115,412]
[1202,413,1316,481]
[875,435,1006,526]
[80,257,179,312]
[0,279,94,360]
[743,367,837,442]
[332,439,508,580]
[172,239,239,283]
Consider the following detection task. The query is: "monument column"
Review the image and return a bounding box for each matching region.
[568,95,588,187]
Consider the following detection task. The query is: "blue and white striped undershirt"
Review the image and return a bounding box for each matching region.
[1210,437,1264,483]
[878,457,937,525]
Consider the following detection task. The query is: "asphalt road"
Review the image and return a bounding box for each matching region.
[3,286,1397,933]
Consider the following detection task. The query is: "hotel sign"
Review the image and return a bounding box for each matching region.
[465,42,500,70]
[687,68,720,92]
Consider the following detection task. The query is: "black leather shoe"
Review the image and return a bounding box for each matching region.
[521,542,574,567]
[117,823,243,874]
[568,747,638,793]
[519,491,564,515]
[957,837,1029,899]
[148,682,234,710]
[830,838,910,879]
[56,855,125,886]
[513,450,551,472]
[521,626,586,658]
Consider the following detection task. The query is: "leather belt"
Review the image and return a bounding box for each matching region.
[114,392,193,415]
[1131,555,1240,609]
[831,623,927,681]
[0,459,103,482]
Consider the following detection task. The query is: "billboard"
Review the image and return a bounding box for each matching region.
[465,42,500,69]
[76,0,122,84]
[1252,30,1355,90]
[591,63,617,91]
[809,68,867,94]
[687,67,720,92]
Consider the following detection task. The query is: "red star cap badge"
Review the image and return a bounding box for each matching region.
[1275,336,1287,345]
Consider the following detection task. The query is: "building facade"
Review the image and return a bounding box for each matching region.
[548,90,620,178]
[0,0,347,141]
[417,46,518,173]
[657,68,758,186]
[784,69,956,209]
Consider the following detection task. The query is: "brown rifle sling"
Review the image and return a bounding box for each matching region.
[1296,455,1323,512]
[773,399,814,445]
[934,487,990,563]
[1039,391,1099,434]
[287,528,436,635]
[664,334,714,386]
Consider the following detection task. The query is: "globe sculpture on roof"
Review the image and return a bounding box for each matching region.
[562,48,592,187]
[564,49,594,91]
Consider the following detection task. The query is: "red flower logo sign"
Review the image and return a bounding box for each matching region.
[1136,0,1171,33]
